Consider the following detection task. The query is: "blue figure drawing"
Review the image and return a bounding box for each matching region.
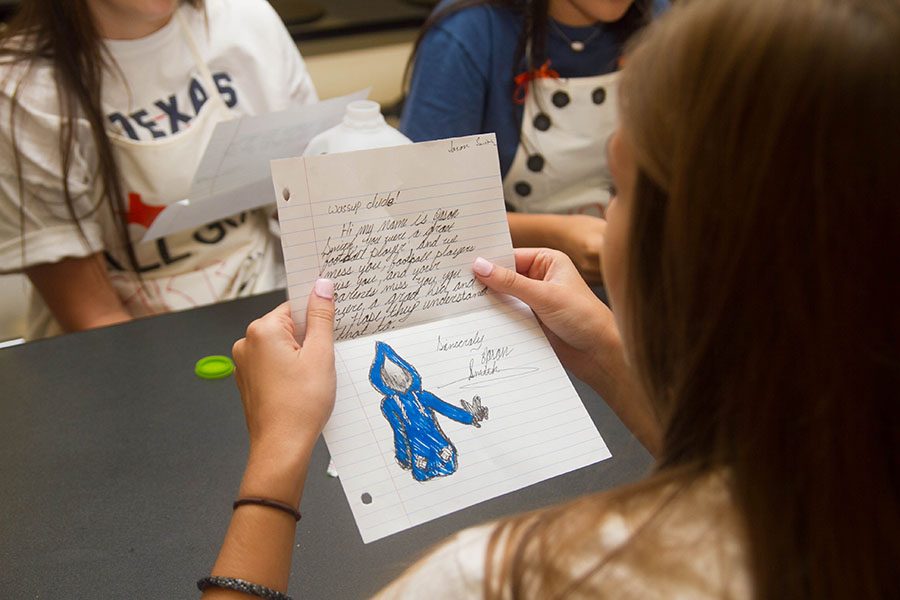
[369,341,489,482]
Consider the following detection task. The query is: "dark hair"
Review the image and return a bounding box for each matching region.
[476,0,899,597]
[1,0,203,272]
[404,0,654,94]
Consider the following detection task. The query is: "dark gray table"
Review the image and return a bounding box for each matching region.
[0,290,652,599]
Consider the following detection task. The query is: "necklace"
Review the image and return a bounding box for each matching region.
[550,20,601,53]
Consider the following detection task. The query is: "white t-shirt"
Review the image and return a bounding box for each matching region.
[0,0,317,338]
[375,471,750,599]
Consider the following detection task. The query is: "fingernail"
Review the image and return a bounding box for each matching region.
[314,278,334,300]
[472,257,494,277]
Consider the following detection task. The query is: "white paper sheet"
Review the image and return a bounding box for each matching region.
[273,135,611,543]
[141,90,368,242]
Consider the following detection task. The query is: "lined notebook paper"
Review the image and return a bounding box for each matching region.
[273,135,611,543]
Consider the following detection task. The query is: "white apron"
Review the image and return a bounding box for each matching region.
[503,70,620,217]
[102,13,280,317]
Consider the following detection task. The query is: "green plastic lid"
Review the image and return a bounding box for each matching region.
[194,355,235,380]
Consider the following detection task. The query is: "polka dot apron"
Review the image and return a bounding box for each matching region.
[503,70,619,217]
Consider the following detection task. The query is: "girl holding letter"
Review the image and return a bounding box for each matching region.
[203,0,899,598]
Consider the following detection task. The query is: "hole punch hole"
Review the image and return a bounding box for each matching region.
[361,492,373,505]
[282,187,291,202]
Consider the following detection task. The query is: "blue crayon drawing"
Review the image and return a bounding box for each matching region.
[369,341,489,482]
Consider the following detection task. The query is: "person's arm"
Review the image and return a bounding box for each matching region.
[202,281,336,599]
[472,249,663,456]
[275,15,317,106]
[508,213,606,284]
[203,443,311,598]
[1,92,127,334]
[24,252,131,332]
[246,0,318,107]
[400,26,488,142]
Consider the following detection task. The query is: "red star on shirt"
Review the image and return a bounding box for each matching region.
[127,193,165,229]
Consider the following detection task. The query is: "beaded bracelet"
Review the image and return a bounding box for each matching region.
[233,497,302,522]
[197,576,293,600]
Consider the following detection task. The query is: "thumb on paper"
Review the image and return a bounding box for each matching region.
[472,256,546,309]
[304,278,335,353]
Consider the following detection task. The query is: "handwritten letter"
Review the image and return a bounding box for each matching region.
[274,136,611,543]
[273,134,515,340]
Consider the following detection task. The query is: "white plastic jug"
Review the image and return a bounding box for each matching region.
[304,100,411,155]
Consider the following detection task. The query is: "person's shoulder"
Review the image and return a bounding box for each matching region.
[603,471,740,546]
[429,0,520,43]
[203,0,278,18]
[373,522,494,599]
[585,470,750,598]
[419,0,521,69]
[194,0,293,60]
[201,0,284,34]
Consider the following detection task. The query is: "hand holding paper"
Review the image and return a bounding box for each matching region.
[231,295,337,468]
[472,248,616,382]
[473,248,663,456]
[273,135,612,542]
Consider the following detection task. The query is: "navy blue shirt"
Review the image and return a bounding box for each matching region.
[401,0,668,177]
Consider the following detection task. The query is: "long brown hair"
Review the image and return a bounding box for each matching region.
[1,0,203,272]
[484,0,900,597]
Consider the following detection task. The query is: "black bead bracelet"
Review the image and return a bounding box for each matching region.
[197,576,293,600]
